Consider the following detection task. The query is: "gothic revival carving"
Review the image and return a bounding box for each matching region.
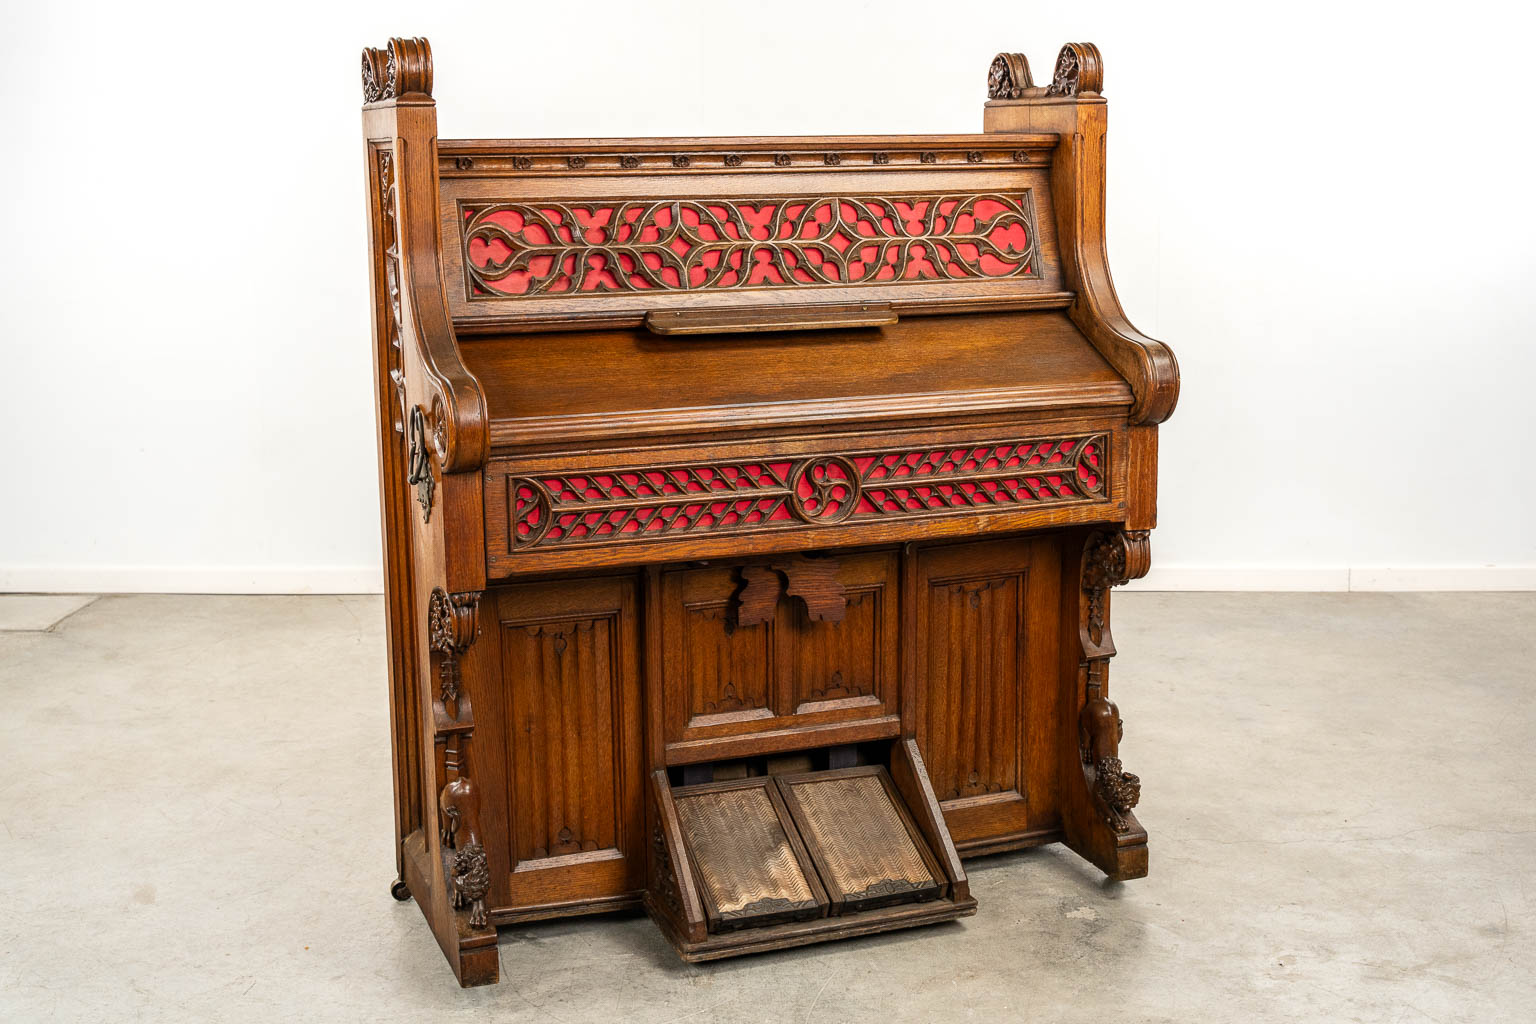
[406,405,435,523]
[730,556,848,628]
[428,588,481,705]
[1080,696,1140,833]
[440,145,1050,177]
[462,193,1040,297]
[450,841,490,928]
[652,821,683,918]
[377,151,408,435]
[1082,529,1149,645]
[1044,42,1104,98]
[1075,528,1149,837]
[732,565,783,628]
[511,435,1107,550]
[987,52,1034,99]
[361,37,433,103]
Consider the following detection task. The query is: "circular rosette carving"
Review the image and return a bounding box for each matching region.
[511,479,554,547]
[789,456,860,524]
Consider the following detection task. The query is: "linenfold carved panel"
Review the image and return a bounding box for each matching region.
[923,575,1022,802]
[509,435,1107,551]
[461,192,1040,298]
[502,615,622,862]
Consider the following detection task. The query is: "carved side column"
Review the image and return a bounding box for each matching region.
[1062,527,1151,880]
[428,588,490,929]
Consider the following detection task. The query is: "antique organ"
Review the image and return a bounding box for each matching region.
[360,37,1178,985]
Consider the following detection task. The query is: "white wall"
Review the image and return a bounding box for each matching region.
[2,0,1532,594]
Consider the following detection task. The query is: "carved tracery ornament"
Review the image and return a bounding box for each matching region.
[511,435,1107,550]
[462,193,1040,298]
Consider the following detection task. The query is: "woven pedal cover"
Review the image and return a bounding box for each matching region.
[672,779,827,932]
[777,768,942,914]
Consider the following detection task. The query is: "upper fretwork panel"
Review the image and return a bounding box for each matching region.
[436,135,1067,333]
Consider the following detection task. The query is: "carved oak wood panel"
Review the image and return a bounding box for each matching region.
[783,551,898,718]
[460,192,1041,298]
[436,151,1067,330]
[681,587,775,729]
[491,577,643,909]
[913,537,1062,847]
[660,551,898,758]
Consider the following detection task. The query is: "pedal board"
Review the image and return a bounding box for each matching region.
[647,742,975,961]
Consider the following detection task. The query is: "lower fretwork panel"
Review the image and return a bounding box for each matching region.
[468,530,1095,925]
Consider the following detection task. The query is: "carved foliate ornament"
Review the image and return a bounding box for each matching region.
[1082,529,1149,645]
[463,192,1041,298]
[987,53,1033,99]
[361,37,433,103]
[1045,42,1104,97]
[428,588,481,704]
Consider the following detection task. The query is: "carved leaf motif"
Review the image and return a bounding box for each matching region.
[987,52,1033,99]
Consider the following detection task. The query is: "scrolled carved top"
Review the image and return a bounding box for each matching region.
[986,52,1033,99]
[1083,529,1150,591]
[427,588,480,656]
[1044,42,1103,97]
[361,36,433,103]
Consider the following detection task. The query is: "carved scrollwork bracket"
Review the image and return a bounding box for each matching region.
[361,36,433,103]
[1045,42,1104,98]
[987,52,1034,99]
[427,588,481,706]
[1077,527,1149,836]
[1082,528,1150,649]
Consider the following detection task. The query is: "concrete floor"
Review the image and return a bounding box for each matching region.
[1,593,1532,1023]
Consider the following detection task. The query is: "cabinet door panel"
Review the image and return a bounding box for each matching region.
[493,576,643,908]
[914,537,1059,845]
[661,551,899,751]
[783,550,898,718]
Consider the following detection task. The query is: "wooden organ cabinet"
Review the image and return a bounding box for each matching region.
[360,37,1179,985]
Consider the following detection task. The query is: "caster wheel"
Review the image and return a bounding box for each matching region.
[390,878,412,902]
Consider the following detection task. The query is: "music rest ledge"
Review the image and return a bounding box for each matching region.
[360,36,1178,986]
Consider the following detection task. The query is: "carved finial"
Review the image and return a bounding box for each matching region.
[987,53,1034,99]
[361,36,433,103]
[1044,42,1103,97]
